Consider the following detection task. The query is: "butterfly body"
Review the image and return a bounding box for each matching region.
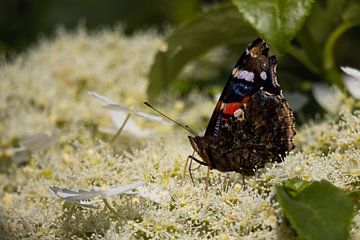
[189,38,295,175]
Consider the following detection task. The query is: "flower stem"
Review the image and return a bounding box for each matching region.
[111,113,131,144]
[323,21,360,70]
[287,46,321,75]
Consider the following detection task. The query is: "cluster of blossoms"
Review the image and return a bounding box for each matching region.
[0,28,359,239]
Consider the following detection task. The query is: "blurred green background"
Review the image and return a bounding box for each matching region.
[1,0,360,121]
[0,0,205,56]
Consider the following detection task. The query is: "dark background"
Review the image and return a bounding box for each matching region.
[0,0,211,57]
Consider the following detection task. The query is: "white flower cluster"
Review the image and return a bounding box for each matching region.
[0,28,359,239]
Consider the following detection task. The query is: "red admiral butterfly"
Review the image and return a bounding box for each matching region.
[146,37,295,179]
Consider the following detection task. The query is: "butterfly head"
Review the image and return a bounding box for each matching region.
[188,136,212,167]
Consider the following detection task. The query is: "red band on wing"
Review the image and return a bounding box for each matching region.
[223,97,250,114]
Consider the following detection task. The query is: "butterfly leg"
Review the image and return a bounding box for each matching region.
[188,155,209,185]
[183,150,195,178]
[188,155,210,167]
[188,155,211,192]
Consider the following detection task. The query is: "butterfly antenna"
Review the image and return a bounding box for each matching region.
[144,102,199,137]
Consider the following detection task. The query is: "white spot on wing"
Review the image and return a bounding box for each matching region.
[235,70,254,82]
[234,108,245,120]
[260,71,267,80]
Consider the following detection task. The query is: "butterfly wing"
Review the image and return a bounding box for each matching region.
[205,37,281,142]
[209,89,295,174]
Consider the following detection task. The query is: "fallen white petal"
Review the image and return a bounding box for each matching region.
[102,101,167,123]
[88,91,117,105]
[6,133,58,163]
[134,111,168,124]
[9,147,30,164]
[49,187,101,200]
[101,181,145,197]
[20,133,59,152]
[110,112,154,137]
[89,91,166,123]
[137,187,170,205]
[49,181,145,208]
[89,91,170,138]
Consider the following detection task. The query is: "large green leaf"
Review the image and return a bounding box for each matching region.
[231,0,315,53]
[147,4,256,101]
[276,179,354,240]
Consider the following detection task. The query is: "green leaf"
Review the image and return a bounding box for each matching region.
[343,0,360,21]
[304,0,347,44]
[348,189,360,208]
[276,179,354,240]
[147,4,256,101]
[163,0,201,25]
[282,177,312,198]
[231,0,315,53]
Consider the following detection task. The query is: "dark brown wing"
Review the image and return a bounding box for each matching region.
[205,38,281,143]
[206,90,295,174]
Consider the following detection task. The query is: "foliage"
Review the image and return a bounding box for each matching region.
[276,178,354,240]
[147,4,255,100]
[148,0,360,107]
[232,0,314,53]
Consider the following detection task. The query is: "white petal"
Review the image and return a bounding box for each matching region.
[101,181,145,197]
[20,133,58,152]
[103,103,131,112]
[341,66,360,79]
[343,75,360,99]
[10,147,30,163]
[110,112,154,137]
[49,187,101,200]
[283,91,308,112]
[312,84,341,113]
[134,111,169,124]
[50,181,145,200]
[88,91,116,105]
[89,91,169,124]
[137,187,170,205]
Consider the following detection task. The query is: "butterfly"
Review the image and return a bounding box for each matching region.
[188,37,295,175]
[145,37,295,178]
